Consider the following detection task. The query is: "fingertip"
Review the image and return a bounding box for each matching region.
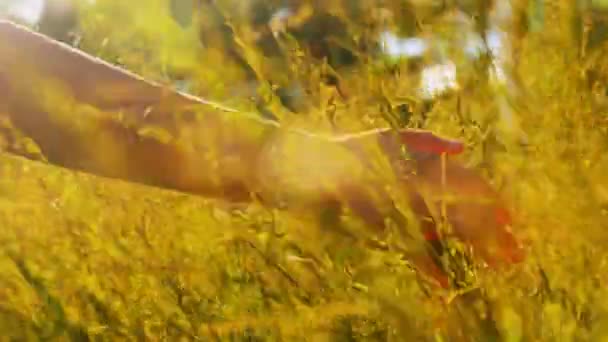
[398,129,464,156]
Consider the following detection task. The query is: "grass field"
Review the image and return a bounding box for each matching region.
[2,1,608,340]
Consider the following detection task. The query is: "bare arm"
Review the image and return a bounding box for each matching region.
[0,21,524,287]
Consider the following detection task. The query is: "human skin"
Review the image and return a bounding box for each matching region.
[0,21,524,286]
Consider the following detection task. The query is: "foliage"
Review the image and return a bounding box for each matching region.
[1,0,608,340]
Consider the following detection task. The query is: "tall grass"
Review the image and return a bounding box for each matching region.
[1,0,607,340]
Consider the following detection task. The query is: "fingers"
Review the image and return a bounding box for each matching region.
[396,129,464,156]
[374,128,464,166]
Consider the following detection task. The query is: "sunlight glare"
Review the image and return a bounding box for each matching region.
[3,0,45,25]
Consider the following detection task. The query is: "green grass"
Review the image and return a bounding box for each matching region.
[2,1,608,340]
[0,153,384,340]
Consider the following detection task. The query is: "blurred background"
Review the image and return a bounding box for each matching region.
[0,0,538,125]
